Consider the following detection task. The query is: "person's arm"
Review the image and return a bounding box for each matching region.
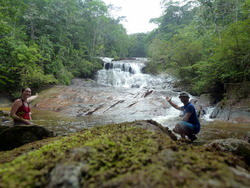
[181,112,192,122]
[181,105,195,122]
[27,93,38,103]
[166,96,181,111]
[10,100,31,125]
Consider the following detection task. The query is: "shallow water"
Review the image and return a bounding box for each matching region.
[199,120,249,142]
[1,106,249,142]
[153,115,249,142]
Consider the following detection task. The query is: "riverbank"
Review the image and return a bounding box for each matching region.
[173,81,250,123]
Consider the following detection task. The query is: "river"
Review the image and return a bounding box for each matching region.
[0,58,249,142]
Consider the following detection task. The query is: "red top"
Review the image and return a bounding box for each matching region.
[16,100,31,120]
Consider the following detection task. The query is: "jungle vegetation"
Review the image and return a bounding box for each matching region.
[146,0,250,100]
[0,0,131,94]
[0,0,249,100]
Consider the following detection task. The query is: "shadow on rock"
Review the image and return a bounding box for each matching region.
[0,125,54,151]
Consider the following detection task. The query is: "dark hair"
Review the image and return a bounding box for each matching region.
[21,88,31,92]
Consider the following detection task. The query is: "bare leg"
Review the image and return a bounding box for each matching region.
[173,123,186,138]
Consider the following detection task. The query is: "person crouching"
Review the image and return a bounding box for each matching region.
[166,92,200,142]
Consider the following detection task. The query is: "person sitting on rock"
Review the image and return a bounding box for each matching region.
[166,92,200,142]
[10,88,38,125]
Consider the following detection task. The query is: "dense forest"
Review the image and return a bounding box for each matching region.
[146,0,250,100]
[0,0,249,100]
[0,0,133,94]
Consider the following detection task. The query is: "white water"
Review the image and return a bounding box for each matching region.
[96,58,173,89]
[96,58,214,128]
[152,109,181,130]
[202,107,215,122]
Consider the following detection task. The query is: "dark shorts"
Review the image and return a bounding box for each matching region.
[178,121,195,135]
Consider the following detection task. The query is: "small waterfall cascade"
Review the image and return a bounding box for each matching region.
[202,106,215,122]
[96,58,172,88]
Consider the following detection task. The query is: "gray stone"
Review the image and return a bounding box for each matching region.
[48,163,89,188]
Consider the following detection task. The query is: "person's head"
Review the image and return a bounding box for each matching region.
[21,88,32,98]
[179,92,190,104]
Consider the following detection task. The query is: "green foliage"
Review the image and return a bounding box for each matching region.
[192,19,250,95]
[0,0,131,94]
[147,0,250,99]
[146,37,170,74]
[0,37,57,92]
[212,19,250,82]
[49,58,73,85]
[128,33,147,57]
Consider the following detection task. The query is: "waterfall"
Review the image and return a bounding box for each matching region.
[96,58,214,125]
[96,58,172,89]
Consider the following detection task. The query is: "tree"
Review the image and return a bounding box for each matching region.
[0,0,131,94]
[147,0,250,99]
[128,33,147,57]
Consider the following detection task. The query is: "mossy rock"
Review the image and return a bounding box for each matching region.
[206,138,250,165]
[0,120,249,188]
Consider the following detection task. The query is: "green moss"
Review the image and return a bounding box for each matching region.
[0,122,249,188]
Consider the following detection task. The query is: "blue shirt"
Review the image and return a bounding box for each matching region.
[181,102,200,134]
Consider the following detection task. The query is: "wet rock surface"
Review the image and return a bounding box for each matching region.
[34,79,171,119]
[209,103,250,123]
[32,79,250,126]
[16,78,246,138]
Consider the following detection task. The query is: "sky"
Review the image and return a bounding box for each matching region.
[102,0,164,34]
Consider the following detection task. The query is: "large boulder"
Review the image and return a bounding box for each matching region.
[130,119,177,141]
[0,125,54,151]
[206,138,250,165]
[209,82,250,123]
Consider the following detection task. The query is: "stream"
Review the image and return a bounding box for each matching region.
[0,58,249,142]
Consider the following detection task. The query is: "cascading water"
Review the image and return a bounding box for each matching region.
[96,57,214,129]
[96,58,171,89]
